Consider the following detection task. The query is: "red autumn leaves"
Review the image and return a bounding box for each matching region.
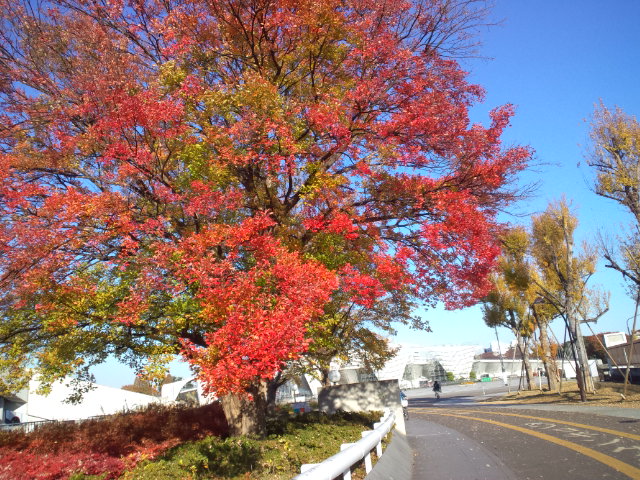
[0,0,529,395]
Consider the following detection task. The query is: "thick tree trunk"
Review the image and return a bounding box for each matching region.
[320,367,331,387]
[538,323,559,391]
[266,374,286,415]
[574,322,595,393]
[220,381,268,436]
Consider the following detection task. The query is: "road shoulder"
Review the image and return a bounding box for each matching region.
[366,428,412,480]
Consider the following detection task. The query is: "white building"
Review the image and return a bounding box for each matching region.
[160,377,216,405]
[4,379,160,424]
[327,343,481,392]
[472,355,601,381]
[0,375,227,427]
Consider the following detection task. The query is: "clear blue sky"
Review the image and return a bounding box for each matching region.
[94,1,640,386]
[394,0,640,349]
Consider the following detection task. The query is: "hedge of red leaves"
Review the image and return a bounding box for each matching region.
[0,402,229,479]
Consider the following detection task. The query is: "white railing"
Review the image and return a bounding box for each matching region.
[0,414,111,434]
[293,409,396,480]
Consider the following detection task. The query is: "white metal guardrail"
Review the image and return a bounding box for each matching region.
[292,409,396,480]
[0,414,111,434]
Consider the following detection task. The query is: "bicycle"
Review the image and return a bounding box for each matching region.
[432,380,442,400]
[400,391,409,420]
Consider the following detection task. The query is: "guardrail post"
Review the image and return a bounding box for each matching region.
[364,451,372,473]
[360,432,375,472]
[293,410,395,480]
[340,443,354,479]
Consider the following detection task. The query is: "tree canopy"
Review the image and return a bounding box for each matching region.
[0,0,530,399]
[588,104,640,293]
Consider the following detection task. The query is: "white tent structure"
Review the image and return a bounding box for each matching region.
[330,343,481,391]
[9,379,159,423]
[380,344,480,388]
[160,377,216,405]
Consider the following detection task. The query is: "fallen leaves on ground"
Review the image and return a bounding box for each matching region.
[483,381,640,408]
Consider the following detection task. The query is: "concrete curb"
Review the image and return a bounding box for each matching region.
[365,428,411,480]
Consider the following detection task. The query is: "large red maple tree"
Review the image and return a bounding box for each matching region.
[0,0,529,432]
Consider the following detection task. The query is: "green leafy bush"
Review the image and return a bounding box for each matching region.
[127,410,381,480]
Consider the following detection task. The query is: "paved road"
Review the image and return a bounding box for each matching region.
[404,383,640,480]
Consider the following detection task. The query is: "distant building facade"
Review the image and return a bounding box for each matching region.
[319,343,481,393]
[472,345,600,381]
[602,332,639,383]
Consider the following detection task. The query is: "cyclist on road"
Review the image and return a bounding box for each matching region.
[432,380,442,399]
[400,391,409,419]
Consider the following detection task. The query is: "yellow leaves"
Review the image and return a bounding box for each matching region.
[486,200,599,334]
[136,355,174,386]
[179,142,232,185]
[158,60,187,91]
[501,226,529,258]
[621,239,640,272]
[589,105,640,288]
[530,199,603,315]
[589,103,640,207]
[531,199,579,278]
[298,169,347,199]
[236,72,284,116]
[34,347,81,386]
[201,71,286,123]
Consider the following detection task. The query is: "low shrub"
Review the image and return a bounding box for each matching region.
[0,402,229,479]
[0,449,124,480]
[126,410,383,480]
[0,406,382,479]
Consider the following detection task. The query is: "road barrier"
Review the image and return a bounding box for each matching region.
[293,409,395,480]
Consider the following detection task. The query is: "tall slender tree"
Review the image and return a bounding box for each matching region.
[530,200,600,400]
[529,297,560,391]
[587,103,640,395]
[482,227,536,390]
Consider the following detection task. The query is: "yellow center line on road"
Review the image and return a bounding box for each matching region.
[417,410,640,479]
[414,408,640,442]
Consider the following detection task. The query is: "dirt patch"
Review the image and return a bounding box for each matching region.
[481,381,640,408]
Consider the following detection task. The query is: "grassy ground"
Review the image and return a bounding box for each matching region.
[121,410,383,480]
[482,380,640,408]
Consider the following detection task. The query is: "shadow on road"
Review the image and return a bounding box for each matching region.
[408,396,480,407]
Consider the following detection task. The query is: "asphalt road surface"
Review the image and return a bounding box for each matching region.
[404,382,640,480]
